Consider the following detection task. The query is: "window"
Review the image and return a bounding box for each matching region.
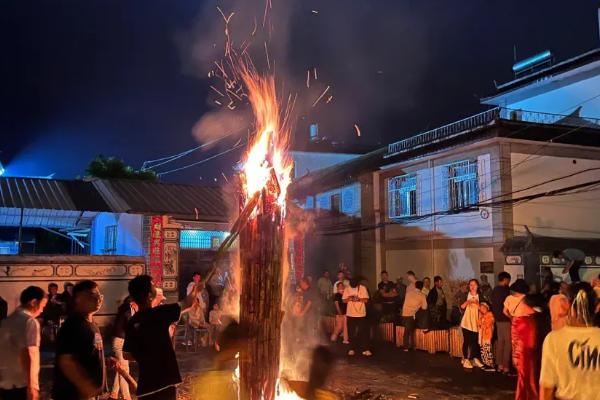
[331,193,341,212]
[305,196,314,209]
[388,174,417,218]
[104,225,118,255]
[447,160,479,209]
[180,230,230,250]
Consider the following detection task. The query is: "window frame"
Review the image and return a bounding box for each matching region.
[388,173,418,219]
[103,225,118,255]
[447,159,479,210]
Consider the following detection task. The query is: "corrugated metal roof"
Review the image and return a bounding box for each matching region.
[93,179,233,222]
[0,177,233,222]
[0,177,109,211]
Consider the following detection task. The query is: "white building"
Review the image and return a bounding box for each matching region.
[291,107,600,287]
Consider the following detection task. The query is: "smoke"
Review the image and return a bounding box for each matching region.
[191,108,251,149]
[176,0,430,146]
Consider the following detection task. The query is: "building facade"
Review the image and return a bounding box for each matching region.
[291,108,600,288]
[0,177,234,322]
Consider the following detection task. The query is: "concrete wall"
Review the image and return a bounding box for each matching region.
[291,151,359,179]
[91,213,143,256]
[379,142,499,281]
[510,149,600,238]
[505,73,600,118]
[0,255,144,326]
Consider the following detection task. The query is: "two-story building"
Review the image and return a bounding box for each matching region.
[291,107,600,288]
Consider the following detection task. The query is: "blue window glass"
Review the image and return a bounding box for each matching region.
[388,174,417,218]
[447,160,479,209]
[180,230,230,249]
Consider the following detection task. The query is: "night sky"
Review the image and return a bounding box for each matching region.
[1,0,597,184]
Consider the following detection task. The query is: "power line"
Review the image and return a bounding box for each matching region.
[156,141,247,177]
[318,176,600,236]
[142,128,246,170]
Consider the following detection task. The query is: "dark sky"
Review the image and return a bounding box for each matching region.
[1,0,597,184]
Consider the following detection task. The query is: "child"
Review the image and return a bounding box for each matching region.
[477,301,496,372]
[182,298,207,346]
[209,303,223,351]
[330,282,349,344]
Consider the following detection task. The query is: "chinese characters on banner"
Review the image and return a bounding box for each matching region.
[149,216,163,286]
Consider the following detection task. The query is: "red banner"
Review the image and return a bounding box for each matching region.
[293,235,304,281]
[148,216,163,286]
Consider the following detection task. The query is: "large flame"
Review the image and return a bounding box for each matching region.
[239,67,293,212]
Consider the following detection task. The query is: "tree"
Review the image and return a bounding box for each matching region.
[85,156,157,181]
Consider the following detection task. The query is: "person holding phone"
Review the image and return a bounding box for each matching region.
[343,278,371,357]
[460,279,484,369]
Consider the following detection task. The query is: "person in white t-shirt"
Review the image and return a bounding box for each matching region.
[342,279,371,357]
[459,279,484,369]
[0,286,48,400]
[540,282,600,400]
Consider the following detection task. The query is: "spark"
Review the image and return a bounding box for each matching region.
[312,10,319,14]
[227,88,243,101]
[306,70,310,88]
[214,61,228,79]
[221,172,229,183]
[251,17,258,36]
[217,7,235,57]
[214,100,223,106]
[210,85,225,97]
[326,95,333,104]
[354,124,361,137]
[311,85,330,107]
[264,42,271,70]
[313,67,318,80]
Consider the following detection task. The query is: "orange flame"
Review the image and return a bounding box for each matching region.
[239,66,293,212]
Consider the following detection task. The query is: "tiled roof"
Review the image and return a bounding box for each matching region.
[0,177,232,222]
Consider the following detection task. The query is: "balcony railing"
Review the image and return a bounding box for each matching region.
[385,107,600,158]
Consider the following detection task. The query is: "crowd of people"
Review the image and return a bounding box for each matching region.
[3,259,600,400]
[309,262,600,400]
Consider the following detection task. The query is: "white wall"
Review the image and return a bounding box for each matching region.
[91,213,143,256]
[384,153,494,242]
[511,152,600,238]
[291,151,359,179]
[508,73,600,118]
[313,183,361,216]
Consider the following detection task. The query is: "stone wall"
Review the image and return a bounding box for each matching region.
[0,255,145,326]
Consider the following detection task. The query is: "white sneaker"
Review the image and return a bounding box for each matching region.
[348,350,355,356]
[462,359,473,369]
[472,358,484,368]
[362,350,372,357]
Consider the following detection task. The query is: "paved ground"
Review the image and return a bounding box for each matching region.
[41,341,515,400]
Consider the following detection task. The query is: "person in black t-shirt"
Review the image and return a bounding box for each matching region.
[296,277,321,338]
[0,295,7,322]
[330,282,349,343]
[52,280,106,400]
[377,271,398,318]
[124,275,183,400]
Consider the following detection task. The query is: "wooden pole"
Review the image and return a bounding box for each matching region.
[239,185,285,400]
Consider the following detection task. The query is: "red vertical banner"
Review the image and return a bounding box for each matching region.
[148,216,163,286]
[293,235,304,281]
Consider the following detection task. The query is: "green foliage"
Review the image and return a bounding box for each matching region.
[85,156,157,181]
